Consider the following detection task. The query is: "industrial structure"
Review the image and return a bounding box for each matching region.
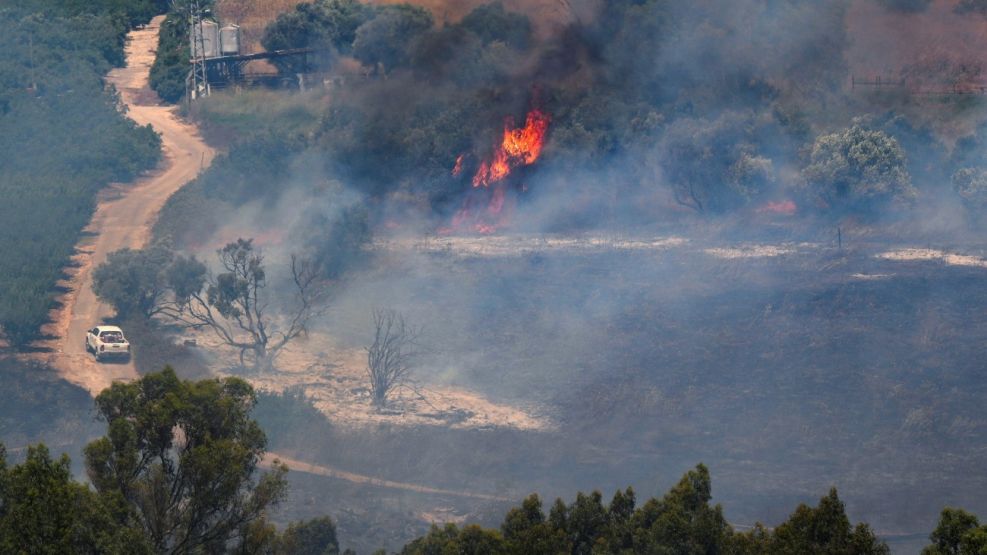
[186,2,312,102]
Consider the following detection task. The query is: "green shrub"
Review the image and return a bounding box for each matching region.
[0,4,162,347]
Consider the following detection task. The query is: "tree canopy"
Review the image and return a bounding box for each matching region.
[0,444,149,554]
[1,369,344,554]
[401,464,889,555]
[84,367,288,553]
[92,245,176,320]
[350,5,434,72]
[653,112,775,213]
[802,124,915,213]
[923,508,987,555]
[0,1,161,347]
[261,0,377,74]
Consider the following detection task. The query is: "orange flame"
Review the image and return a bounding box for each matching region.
[444,107,549,235]
[472,109,550,188]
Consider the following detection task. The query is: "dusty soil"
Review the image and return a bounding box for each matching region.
[261,453,510,501]
[375,234,688,258]
[876,247,987,268]
[42,16,216,395]
[196,329,551,432]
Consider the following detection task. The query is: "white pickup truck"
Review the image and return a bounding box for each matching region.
[85,325,131,362]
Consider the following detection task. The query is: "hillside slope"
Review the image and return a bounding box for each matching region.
[47,17,215,394]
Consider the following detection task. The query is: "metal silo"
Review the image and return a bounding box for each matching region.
[191,20,220,59]
[220,24,240,56]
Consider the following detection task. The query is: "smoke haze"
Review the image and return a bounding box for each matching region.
[160,0,987,551]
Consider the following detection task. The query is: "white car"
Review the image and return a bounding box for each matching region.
[85,325,131,362]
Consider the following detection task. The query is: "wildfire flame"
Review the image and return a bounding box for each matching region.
[472,109,550,188]
[443,107,550,235]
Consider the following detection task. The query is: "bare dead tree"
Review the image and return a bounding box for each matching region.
[159,239,328,371]
[366,309,420,409]
[673,182,705,213]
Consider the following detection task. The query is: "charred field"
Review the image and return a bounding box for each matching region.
[252,230,987,552]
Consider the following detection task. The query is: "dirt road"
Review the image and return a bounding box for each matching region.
[260,454,511,501]
[48,16,214,395]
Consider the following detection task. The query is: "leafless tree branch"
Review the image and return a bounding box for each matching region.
[366,309,420,409]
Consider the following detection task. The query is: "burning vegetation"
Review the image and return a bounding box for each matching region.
[445,106,551,234]
[471,108,551,188]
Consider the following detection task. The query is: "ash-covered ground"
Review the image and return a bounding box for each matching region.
[246,230,987,553]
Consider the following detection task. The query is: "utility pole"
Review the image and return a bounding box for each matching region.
[189,0,210,101]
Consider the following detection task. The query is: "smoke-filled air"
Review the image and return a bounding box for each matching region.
[3,0,987,553]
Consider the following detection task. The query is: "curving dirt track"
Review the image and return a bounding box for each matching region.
[41,18,526,507]
[47,16,214,395]
[260,454,511,501]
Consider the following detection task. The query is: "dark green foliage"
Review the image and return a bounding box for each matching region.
[278,516,341,555]
[262,0,377,74]
[399,465,888,554]
[307,204,371,278]
[768,488,889,554]
[401,524,507,555]
[149,1,214,103]
[316,88,501,204]
[544,87,663,168]
[501,494,568,553]
[92,245,175,319]
[149,13,191,103]
[248,0,858,223]
[56,0,168,27]
[0,4,162,347]
[208,239,264,321]
[802,124,915,213]
[4,0,166,35]
[0,358,97,456]
[1,374,342,554]
[84,367,289,553]
[460,2,532,50]
[351,5,434,72]
[154,133,306,246]
[0,444,151,554]
[625,464,735,553]
[871,113,947,190]
[91,243,209,320]
[153,128,371,281]
[923,508,987,555]
[952,168,987,211]
[253,389,336,447]
[262,1,434,75]
[235,0,987,231]
[653,112,776,213]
